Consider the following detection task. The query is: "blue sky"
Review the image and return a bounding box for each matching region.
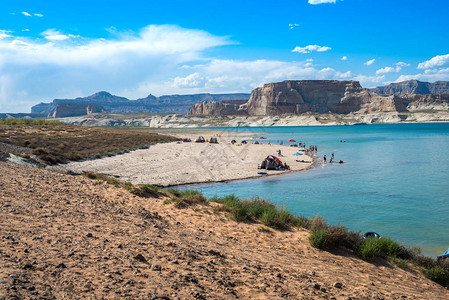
[1,0,449,112]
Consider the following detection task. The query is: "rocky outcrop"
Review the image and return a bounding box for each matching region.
[189,80,449,117]
[371,80,449,95]
[397,94,449,111]
[32,92,251,115]
[51,104,105,118]
[244,80,405,115]
[188,100,248,116]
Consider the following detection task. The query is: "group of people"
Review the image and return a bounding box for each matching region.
[323,152,343,164]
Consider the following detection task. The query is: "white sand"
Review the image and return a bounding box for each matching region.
[55,134,314,186]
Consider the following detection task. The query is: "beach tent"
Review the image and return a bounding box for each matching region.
[231,139,237,144]
[437,248,449,261]
[209,137,218,144]
[287,139,296,142]
[241,140,248,144]
[183,138,191,142]
[195,136,206,143]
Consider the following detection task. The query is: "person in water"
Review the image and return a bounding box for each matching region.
[323,155,327,162]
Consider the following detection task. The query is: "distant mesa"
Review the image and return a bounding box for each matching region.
[31,92,251,118]
[189,80,449,116]
[370,80,449,95]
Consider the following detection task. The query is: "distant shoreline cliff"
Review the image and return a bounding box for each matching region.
[188,80,449,117]
[31,92,251,118]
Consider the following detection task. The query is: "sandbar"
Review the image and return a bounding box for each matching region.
[55,130,314,186]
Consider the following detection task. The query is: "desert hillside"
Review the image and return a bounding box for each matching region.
[1,161,448,299]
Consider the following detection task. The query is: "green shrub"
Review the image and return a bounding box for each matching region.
[165,189,207,208]
[422,266,449,287]
[309,228,328,249]
[356,237,407,262]
[129,184,162,197]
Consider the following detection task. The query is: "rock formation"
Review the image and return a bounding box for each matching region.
[188,100,248,116]
[370,80,449,95]
[188,80,449,116]
[51,104,105,118]
[244,80,405,115]
[32,92,251,115]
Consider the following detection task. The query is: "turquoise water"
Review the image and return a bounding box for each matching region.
[183,123,449,256]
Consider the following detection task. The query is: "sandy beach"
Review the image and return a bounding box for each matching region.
[55,131,314,186]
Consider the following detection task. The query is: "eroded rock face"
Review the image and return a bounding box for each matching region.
[188,100,248,116]
[189,80,449,116]
[244,80,404,115]
[371,80,449,95]
[51,104,105,118]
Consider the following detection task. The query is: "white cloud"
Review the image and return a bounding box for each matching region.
[341,56,347,61]
[173,73,206,88]
[418,54,449,69]
[375,61,410,75]
[41,29,71,41]
[364,59,375,66]
[289,23,299,30]
[34,13,44,17]
[22,12,31,17]
[353,75,385,87]
[22,29,30,32]
[0,25,234,112]
[292,44,331,54]
[396,62,410,67]
[396,68,449,83]
[308,0,336,4]
[375,66,396,75]
[0,30,12,39]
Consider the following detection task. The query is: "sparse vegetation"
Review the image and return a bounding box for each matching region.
[75,175,449,289]
[422,266,449,287]
[84,172,164,198]
[165,189,207,208]
[0,123,178,164]
[0,118,62,125]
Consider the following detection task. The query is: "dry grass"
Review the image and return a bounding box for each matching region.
[0,123,178,164]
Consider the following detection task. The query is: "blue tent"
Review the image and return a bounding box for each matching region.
[437,248,449,260]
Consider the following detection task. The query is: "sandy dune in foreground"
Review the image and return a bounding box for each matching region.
[1,161,448,299]
[56,135,314,186]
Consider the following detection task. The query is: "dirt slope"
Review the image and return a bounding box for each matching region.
[0,161,448,299]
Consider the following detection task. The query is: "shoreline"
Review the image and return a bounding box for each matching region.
[53,129,317,187]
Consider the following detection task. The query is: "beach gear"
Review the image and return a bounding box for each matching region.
[364,232,381,239]
[257,171,267,175]
[292,152,303,156]
[287,139,296,142]
[195,136,206,143]
[209,137,218,144]
[437,248,449,261]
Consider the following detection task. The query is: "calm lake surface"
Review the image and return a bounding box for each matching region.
[183,123,449,256]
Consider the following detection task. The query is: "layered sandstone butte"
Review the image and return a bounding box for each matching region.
[188,100,248,116]
[188,80,449,116]
[371,80,449,95]
[243,80,406,115]
[51,104,105,118]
